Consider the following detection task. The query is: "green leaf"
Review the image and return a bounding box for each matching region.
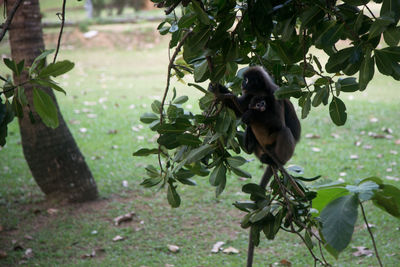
[368,17,394,40]
[383,26,400,46]
[300,6,324,29]
[359,49,375,91]
[157,133,180,149]
[312,85,329,107]
[140,113,159,124]
[209,163,226,186]
[374,49,394,75]
[313,188,350,215]
[233,201,257,212]
[325,47,353,73]
[329,97,347,126]
[191,0,210,25]
[38,60,74,78]
[32,88,59,128]
[178,12,197,28]
[215,173,227,197]
[151,100,162,113]
[226,156,247,167]
[372,184,400,218]
[30,50,54,71]
[250,206,270,223]
[242,183,266,199]
[193,59,209,82]
[133,148,159,156]
[145,164,159,178]
[186,144,215,164]
[3,58,18,74]
[336,77,359,92]
[176,133,202,147]
[167,183,181,208]
[346,181,379,201]
[320,194,359,252]
[275,84,303,99]
[215,107,232,134]
[30,79,67,95]
[17,86,28,106]
[230,166,252,178]
[301,93,311,119]
[140,177,162,188]
[172,95,189,104]
[381,0,400,22]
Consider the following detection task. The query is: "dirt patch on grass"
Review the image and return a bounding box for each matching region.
[44,26,164,49]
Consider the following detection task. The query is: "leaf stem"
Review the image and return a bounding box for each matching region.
[359,200,383,267]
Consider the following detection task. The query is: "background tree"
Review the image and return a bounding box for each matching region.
[3,0,98,202]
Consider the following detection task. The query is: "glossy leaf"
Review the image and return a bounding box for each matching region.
[32,88,59,129]
[209,163,226,186]
[38,60,74,78]
[329,97,347,126]
[320,194,358,252]
[336,77,359,92]
[140,113,159,123]
[133,148,159,156]
[167,183,181,208]
[372,184,400,218]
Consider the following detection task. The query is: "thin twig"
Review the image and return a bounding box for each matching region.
[165,0,182,15]
[363,4,377,20]
[157,30,192,171]
[53,0,67,63]
[0,0,24,43]
[359,200,383,267]
[291,223,323,266]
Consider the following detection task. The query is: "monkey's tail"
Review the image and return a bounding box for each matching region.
[247,165,273,267]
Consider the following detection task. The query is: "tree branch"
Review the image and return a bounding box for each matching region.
[0,0,24,43]
[53,0,67,63]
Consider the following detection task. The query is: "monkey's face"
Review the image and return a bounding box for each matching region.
[249,99,266,112]
[242,72,265,96]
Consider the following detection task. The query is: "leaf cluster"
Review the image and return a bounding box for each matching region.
[0,49,74,146]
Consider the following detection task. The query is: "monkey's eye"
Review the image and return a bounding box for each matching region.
[242,77,248,87]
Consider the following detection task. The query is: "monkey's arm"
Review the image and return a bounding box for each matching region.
[208,83,245,116]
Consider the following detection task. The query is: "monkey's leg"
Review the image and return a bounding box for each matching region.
[274,127,295,165]
[247,165,273,267]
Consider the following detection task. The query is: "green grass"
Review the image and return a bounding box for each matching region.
[1,30,400,266]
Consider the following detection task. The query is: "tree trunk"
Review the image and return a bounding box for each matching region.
[6,0,98,202]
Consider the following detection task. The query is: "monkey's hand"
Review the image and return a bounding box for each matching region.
[241,110,252,124]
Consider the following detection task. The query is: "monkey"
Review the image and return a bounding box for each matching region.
[209,66,301,175]
[241,95,296,166]
[209,66,301,267]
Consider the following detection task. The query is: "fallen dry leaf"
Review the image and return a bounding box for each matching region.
[395,139,400,145]
[81,250,96,259]
[111,145,119,149]
[87,114,97,119]
[79,128,88,133]
[279,259,292,266]
[382,127,393,134]
[354,141,362,147]
[0,250,7,259]
[24,234,33,240]
[363,223,376,229]
[222,246,239,254]
[363,145,373,150]
[369,117,379,123]
[165,264,174,267]
[339,172,347,177]
[47,208,59,215]
[390,150,398,155]
[385,176,400,181]
[311,147,321,152]
[107,129,118,134]
[167,244,180,253]
[23,248,33,259]
[305,133,320,139]
[331,133,340,139]
[211,241,225,253]
[112,235,125,242]
[113,212,135,226]
[350,155,359,160]
[352,246,373,257]
[122,180,129,188]
[386,168,393,172]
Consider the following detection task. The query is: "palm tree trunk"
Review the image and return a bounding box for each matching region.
[6,0,98,202]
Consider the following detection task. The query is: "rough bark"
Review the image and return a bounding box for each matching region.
[6,0,98,202]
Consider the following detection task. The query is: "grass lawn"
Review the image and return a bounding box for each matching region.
[0,21,400,267]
